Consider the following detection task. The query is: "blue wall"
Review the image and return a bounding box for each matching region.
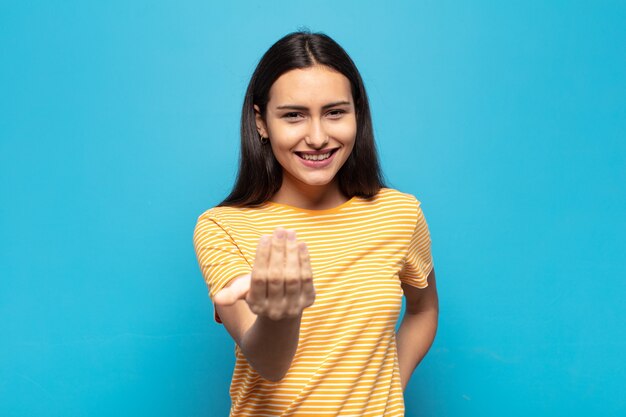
[1,1,624,416]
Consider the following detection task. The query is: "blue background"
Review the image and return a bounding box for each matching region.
[1,1,625,416]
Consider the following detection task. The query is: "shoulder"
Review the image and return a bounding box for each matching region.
[195,204,270,238]
[375,187,423,208]
[193,206,243,237]
[196,204,253,224]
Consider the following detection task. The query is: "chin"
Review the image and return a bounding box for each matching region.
[295,174,335,187]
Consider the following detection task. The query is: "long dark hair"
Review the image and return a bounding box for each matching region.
[218,30,386,207]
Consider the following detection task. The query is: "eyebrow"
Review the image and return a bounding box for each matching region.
[275,100,352,111]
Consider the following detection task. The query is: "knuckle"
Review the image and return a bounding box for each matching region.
[268,268,283,279]
[268,276,283,286]
[251,278,267,286]
[284,277,299,287]
[284,268,299,278]
[251,270,267,281]
[284,288,299,297]
[248,296,267,308]
[268,310,283,321]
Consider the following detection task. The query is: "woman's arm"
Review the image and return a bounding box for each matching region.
[215,280,303,382]
[213,228,315,382]
[240,315,303,382]
[396,267,439,391]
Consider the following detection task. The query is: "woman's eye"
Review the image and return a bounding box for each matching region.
[327,109,345,118]
[283,112,302,120]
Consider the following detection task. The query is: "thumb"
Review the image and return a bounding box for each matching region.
[213,274,251,306]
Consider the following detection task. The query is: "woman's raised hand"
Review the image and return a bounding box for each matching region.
[213,227,316,321]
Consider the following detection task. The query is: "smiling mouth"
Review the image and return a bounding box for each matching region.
[294,148,339,161]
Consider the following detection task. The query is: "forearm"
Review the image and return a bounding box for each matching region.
[239,314,302,381]
[396,308,438,391]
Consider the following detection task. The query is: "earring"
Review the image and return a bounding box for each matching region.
[259,133,269,144]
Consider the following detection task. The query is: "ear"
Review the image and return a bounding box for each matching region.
[254,105,268,138]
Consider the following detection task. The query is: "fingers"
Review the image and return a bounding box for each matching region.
[267,228,287,319]
[248,235,271,313]
[213,274,251,306]
[247,227,316,320]
[298,242,316,308]
[284,230,302,316]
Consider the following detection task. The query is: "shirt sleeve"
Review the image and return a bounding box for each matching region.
[192,211,252,323]
[399,199,434,289]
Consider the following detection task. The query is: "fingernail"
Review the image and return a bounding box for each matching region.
[287,230,296,241]
[275,228,285,239]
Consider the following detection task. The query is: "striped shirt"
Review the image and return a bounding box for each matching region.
[192,187,434,416]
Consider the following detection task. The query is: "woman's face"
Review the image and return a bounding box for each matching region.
[255,65,357,191]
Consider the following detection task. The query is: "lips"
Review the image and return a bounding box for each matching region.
[294,148,339,157]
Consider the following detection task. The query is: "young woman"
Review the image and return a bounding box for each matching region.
[193,31,438,416]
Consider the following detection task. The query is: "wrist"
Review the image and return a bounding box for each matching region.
[256,313,302,328]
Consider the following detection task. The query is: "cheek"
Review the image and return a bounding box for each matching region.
[329,120,357,143]
[267,122,304,143]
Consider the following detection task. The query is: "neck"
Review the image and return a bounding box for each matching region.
[270,173,348,211]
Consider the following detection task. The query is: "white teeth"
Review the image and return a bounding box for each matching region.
[301,152,331,161]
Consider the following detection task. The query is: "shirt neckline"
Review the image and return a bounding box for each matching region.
[264,195,359,215]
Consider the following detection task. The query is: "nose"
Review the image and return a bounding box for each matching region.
[304,119,329,149]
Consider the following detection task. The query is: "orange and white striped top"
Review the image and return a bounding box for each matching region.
[192,187,434,416]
